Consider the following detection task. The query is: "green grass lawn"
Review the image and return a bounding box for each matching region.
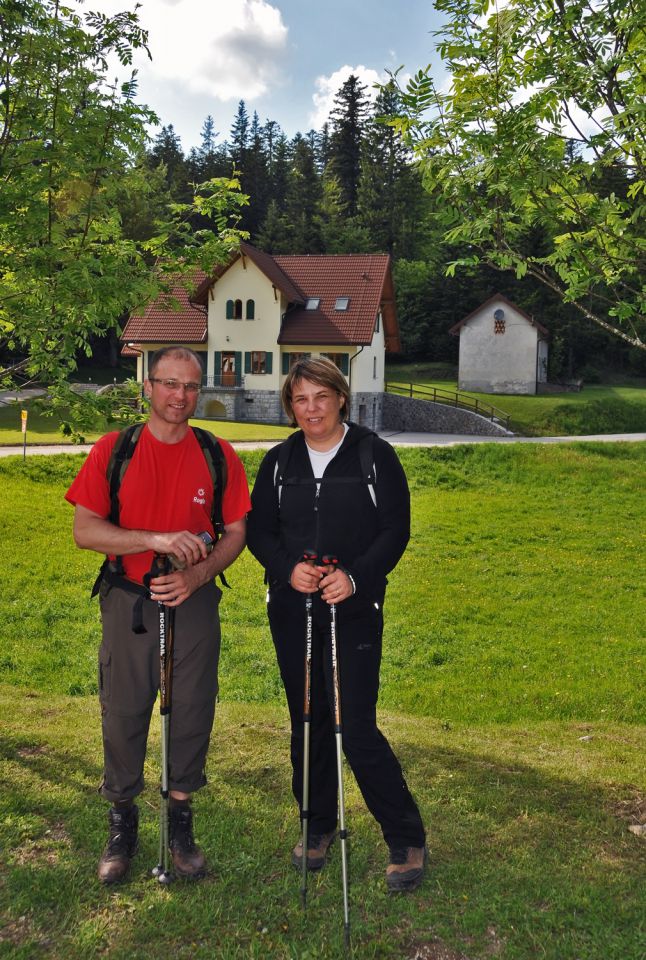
[0,402,294,446]
[0,444,644,958]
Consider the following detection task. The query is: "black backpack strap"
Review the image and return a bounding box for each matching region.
[357,433,377,507]
[191,426,230,588]
[106,423,145,527]
[191,427,227,534]
[99,423,145,580]
[274,430,377,507]
[274,432,301,509]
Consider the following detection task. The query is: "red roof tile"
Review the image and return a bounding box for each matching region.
[272,254,392,346]
[121,273,208,344]
[120,247,401,352]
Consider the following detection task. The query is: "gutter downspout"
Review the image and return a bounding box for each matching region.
[348,345,364,395]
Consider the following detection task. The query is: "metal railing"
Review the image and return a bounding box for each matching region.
[385,382,511,430]
[202,373,244,389]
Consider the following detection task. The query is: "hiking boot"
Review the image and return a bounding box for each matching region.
[169,805,207,879]
[97,804,139,884]
[386,845,427,893]
[291,830,336,872]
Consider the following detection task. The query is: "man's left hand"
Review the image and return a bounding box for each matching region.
[149,567,202,607]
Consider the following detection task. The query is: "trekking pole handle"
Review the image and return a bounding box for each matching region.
[321,553,338,570]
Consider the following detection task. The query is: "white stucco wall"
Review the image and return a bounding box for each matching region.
[206,257,283,389]
[350,317,383,392]
[458,301,541,394]
[204,257,384,397]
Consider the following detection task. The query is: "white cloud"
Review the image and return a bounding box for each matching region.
[308,64,387,129]
[84,0,289,102]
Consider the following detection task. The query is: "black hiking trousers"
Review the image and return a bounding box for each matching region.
[267,584,425,849]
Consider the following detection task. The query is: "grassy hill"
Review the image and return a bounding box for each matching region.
[0,444,644,958]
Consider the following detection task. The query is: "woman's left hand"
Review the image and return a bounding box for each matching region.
[319,567,353,605]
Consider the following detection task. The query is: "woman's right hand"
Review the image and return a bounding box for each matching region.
[290,560,324,594]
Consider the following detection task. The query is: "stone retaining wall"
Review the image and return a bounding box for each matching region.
[382,393,513,436]
[197,387,513,436]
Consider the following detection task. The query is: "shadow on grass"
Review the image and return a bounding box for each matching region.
[0,718,644,959]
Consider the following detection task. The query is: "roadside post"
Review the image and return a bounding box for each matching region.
[21,408,28,460]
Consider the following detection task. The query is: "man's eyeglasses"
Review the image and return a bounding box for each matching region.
[149,377,202,394]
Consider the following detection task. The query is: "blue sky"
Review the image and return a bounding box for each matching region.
[87,0,445,150]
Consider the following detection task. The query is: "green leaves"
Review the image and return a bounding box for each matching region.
[0,1,247,410]
[394,0,646,350]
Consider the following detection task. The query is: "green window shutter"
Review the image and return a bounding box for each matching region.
[226,300,234,319]
[265,352,273,374]
[246,299,255,319]
[341,354,349,375]
[244,351,251,374]
[282,352,290,374]
[235,352,242,379]
[214,352,221,380]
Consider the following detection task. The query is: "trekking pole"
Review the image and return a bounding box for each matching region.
[150,555,175,885]
[321,553,350,949]
[300,548,318,910]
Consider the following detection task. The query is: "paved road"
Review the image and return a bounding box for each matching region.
[1,431,645,457]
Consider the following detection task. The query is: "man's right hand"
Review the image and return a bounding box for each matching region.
[149,530,211,569]
[72,506,211,566]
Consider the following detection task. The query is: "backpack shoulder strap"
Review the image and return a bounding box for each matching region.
[358,433,377,507]
[106,423,145,527]
[191,426,227,534]
[274,431,301,508]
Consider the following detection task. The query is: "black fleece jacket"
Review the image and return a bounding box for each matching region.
[246,423,410,604]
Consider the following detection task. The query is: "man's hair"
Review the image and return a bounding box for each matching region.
[148,346,204,379]
[281,357,350,426]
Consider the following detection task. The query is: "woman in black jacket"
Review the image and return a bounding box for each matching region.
[247,358,426,892]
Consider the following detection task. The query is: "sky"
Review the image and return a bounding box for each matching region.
[82,0,446,151]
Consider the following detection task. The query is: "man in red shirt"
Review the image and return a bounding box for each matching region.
[66,347,250,884]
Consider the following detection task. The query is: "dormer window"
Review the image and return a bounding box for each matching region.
[305,298,320,310]
[335,297,350,311]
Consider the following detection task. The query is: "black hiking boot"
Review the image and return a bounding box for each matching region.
[169,805,207,879]
[97,804,139,885]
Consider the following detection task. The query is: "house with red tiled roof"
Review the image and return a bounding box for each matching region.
[449,293,549,395]
[121,242,401,428]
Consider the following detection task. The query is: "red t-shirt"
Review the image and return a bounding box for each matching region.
[65,424,251,584]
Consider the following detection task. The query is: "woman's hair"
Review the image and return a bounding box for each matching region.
[281,357,350,427]
[148,346,204,379]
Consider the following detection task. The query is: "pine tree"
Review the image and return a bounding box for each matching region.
[328,75,369,216]
[256,199,291,252]
[284,135,323,252]
[357,81,428,258]
[229,100,249,168]
[270,133,290,205]
[187,115,228,182]
[243,111,270,236]
[148,124,190,199]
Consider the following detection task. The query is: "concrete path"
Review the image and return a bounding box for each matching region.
[1,432,645,457]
